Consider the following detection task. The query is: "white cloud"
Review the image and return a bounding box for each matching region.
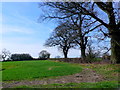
[48,28,54,33]
[2,12,39,34]
[2,25,35,34]
[2,11,53,35]
[11,12,40,26]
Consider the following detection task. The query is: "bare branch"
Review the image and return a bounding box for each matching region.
[83,24,102,36]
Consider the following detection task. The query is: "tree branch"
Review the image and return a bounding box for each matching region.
[75,3,109,28]
[83,24,102,36]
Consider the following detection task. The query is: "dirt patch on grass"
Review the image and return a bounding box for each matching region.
[48,67,52,70]
[2,68,105,88]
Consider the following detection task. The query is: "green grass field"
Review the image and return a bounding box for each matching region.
[2,60,82,81]
[1,60,120,88]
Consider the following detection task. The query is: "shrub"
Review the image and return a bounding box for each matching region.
[11,54,33,61]
[86,43,101,63]
[38,50,50,60]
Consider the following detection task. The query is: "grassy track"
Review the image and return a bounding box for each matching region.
[80,64,120,81]
[2,60,82,81]
[14,81,119,88]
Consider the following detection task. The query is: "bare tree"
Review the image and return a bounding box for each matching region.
[72,2,120,63]
[2,49,11,61]
[39,2,120,63]
[44,22,76,58]
[39,2,101,61]
[69,14,101,61]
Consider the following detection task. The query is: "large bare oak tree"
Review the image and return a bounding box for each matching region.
[40,2,120,63]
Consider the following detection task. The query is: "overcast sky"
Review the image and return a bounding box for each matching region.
[1,2,81,58]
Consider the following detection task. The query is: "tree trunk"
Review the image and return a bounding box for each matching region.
[63,47,68,58]
[63,51,68,58]
[80,45,86,63]
[81,47,86,59]
[110,31,120,64]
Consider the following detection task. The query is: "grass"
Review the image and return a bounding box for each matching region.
[14,81,119,88]
[2,60,119,88]
[2,60,82,81]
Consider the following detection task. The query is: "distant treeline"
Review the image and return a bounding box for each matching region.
[11,54,33,61]
[4,53,50,62]
[2,50,51,62]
